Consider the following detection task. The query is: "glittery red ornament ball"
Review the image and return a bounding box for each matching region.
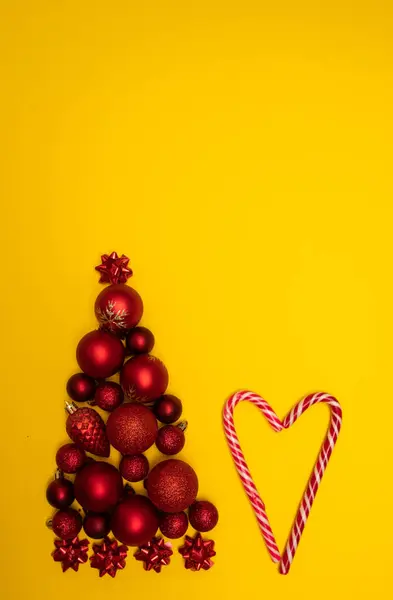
[93,381,124,412]
[125,327,155,355]
[111,495,159,546]
[95,284,143,335]
[56,443,86,474]
[76,330,125,379]
[159,511,189,539]
[153,394,183,424]
[46,477,75,509]
[74,461,123,513]
[83,512,111,539]
[120,354,169,402]
[146,459,198,513]
[66,372,96,402]
[106,402,158,455]
[156,425,185,455]
[189,501,219,532]
[120,454,149,482]
[52,508,82,540]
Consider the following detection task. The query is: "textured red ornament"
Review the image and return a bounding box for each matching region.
[146,459,198,513]
[56,443,86,473]
[76,330,125,379]
[90,537,128,577]
[95,252,133,285]
[106,402,158,455]
[111,495,159,546]
[134,537,173,573]
[120,355,169,403]
[189,501,219,532]
[153,394,183,424]
[179,533,216,571]
[52,508,82,540]
[159,511,189,539]
[156,424,185,455]
[66,373,96,402]
[120,454,149,482]
[52,536,89,572]
[126,327,155,355]
[74,461,123,513]
[46,472,75,509]
[83,512,111,539]
[95,284,143,335]
[66,402,110,457]
[91,381,124,412]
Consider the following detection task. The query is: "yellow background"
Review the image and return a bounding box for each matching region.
[1,1,392,598]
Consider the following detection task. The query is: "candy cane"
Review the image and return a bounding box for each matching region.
[223,390,342,575]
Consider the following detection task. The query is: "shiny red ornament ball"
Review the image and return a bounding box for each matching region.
[74,461,123,513]
[156,425,185,455]
[46,476,75,509]
[146,459,198,513]
[153,394,182,424]
[66,372,96,402]
[106,403,158,455]
[111,495,159,546]
[189,501,219,532]
[93,381,124,412]
[119,454,149,482]
[159,511,189,539]
[66,404,110,457]
[76,330,125,379]
[56,443,86,473]
[83,512,111,539]
[52,508,82,540]
[95,283,143,335]
[120,354,169,402]
[125,327,155,355]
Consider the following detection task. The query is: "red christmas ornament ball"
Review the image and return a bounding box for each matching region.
[189,501,219,532]
[125,327,155,355]
[120,354,169,402]
[83,512,111,539]
[95,283,143,335]
[106,403,158,455]
[66,373,96,402]
[153,394,182,424]
[156,425,185,455]
[111,495,159,546]
[56,443,86,474]
[119,454,149,482]
[74,461,123,513]
[159,511,189,539]
[46,477,75,509]
[93,381,124,412]
[52,508,82,540]
[76,330,125,379]
[146,459,198,513]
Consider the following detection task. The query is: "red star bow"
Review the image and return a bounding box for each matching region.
[90,537,128,578]
[134,537,173,573]
[179,533,216,571]
[95,252,133,284]
[52,537,89,572]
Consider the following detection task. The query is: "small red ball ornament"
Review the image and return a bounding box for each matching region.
[153,394,183,424]
[66,373,96,402]
[74,461,123,513]
[95,284,143,335]
[92,381,124,412]
[83,512,111,539]
[120,354,169,402]
[66,402,110,458]
[46,472,75,509]
[159,511,189,539]
[51,508,82,540]
[189,501,219,532]
[146,459,198,513]
[106,403,158,455]
[125,327,155,355]
[56,443,86,473]
[156,423,186,455]
[120,454,149,482]
[111,495,159,546]
[76,330,125,379]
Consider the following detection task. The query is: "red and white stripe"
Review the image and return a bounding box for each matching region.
[223,390,342,575]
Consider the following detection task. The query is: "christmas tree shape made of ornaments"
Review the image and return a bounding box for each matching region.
[46,253,218,576]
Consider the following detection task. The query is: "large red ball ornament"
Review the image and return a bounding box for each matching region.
[189,501,219,532]
[146,459,198,513]
[93,381,124,412]
[66,373,96,402]
[76,330,125,379]
[111,495,159,546]
[106,403,158,455]
[95,284,143,335]
[153,394,183,424]
[159,511,189,539]
[119,454,149,482]
[56,443,86,473]
[83,512,111,539]
[74,462,123,513]
[46,475,75,509]
[51,508,82,540]
[120,354,169,402]
[125,327,155,355]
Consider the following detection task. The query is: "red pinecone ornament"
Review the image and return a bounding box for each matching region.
[134,537,173,573]
[52,537,89,572]
[179,533,216,571]
[65,402,110,458]
[90,537,128,578]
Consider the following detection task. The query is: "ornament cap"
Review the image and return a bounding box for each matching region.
[65,401,78,415]
[177,420,188,432]
[55,469,64,480]
[46,518,53,529]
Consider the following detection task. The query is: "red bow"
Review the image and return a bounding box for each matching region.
[90,537,128,577]
[134,537,173,573]
[52,537,89,572]
[179,533,216,571]
[95,252,133,284]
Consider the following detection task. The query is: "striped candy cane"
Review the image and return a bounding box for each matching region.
[223,390,342,575]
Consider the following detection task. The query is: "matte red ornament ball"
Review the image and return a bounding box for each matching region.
[153,394,182,424]
[83,512,111,539]
[189,501,219,532]
[46,477,75,509]
[146,459,198,513]
[106,403,158,455]
[120,354,169,402]
[159,511,189,539]
[52,508,82,540]
[66,373,96,402]
[156,425,185,455]
[111,495,159,546]
[125,327,155,355]
[76,330,125,379]
[56,443,86,474]
[74,461,123,513]
[120,454,149,482]
[95,283,143,335]
[92,381,124,412]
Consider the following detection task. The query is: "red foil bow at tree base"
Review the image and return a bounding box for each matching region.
[95,252,133,284]
[90,537,128,577]
[178,533,216,571]
[52,537,89,572]
[134,537,173,573]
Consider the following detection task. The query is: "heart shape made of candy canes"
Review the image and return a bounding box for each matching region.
[223,390,342,575]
